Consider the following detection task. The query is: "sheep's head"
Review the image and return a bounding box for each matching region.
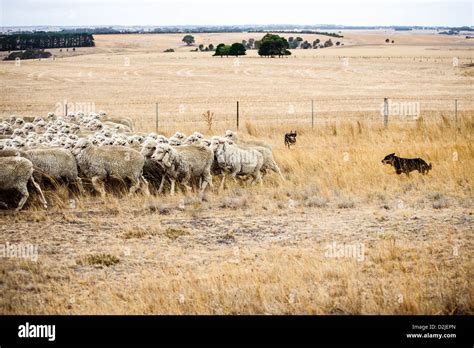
[168,137,182,146]
[12,137,27,150]
[66,113,76,122]
[33,116,44,124]
[152,145,172,167]
[225,130,238,141]
[147,132,158,140]
[184,134,200,145]
[98,111,107,119]
[133,135,145,144]
[193,131,203,139]
[14,118,25,127]
[173,131,186,140]
[72,138,91,155]
[64,140,76,150]
[215,142,227,166]
[209,136,223,152]
[13,129,26,137]
[156,135,168,144]
[141,140,157,158]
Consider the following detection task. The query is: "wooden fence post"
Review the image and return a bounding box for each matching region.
[384,98,389,128]
[236,101,239,130]
[155,103,159,132]
[455,99,458,129]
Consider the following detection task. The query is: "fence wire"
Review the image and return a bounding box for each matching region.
[1,97,472,132]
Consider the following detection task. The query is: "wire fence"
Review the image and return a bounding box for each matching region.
[1,97,473,132]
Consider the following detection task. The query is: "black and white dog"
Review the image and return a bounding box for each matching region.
[284,130,297,149]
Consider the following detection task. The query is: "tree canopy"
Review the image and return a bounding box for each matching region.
[257,33,291,57]
[213,42,246,57]
[229,43,246,56]
[182,35,195,46]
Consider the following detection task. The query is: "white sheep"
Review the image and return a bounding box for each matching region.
[151,143,213,195]
[26,148,84,194]
[0,156,47,210]
[73,138,149,197]
[214,140,263,189]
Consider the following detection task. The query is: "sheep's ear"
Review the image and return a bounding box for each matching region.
[162,152,171,167]
[390,153,395,156]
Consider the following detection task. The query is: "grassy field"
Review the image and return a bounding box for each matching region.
[0,31,473,314]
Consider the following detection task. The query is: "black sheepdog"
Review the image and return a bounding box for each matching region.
[381,153,432,175]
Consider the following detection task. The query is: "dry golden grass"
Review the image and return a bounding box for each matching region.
[0,32,472,315]
[1,114,473,315]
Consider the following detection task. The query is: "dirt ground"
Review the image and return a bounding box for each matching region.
[1,195,473,314]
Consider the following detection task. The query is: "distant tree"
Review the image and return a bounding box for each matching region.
[254,40,261,49]
[198,44,204,51]
[229,42,246,56]
[385,38,390,43]
[391,40,395,43]
[214,43,230,57]
[324,39,333,47]
[258,33,291,57]
[208,43,214,51]
[163,48,175,52]
[336,41,341,46]
[290,40,299,49]
[248,38,255,49]
[288,37,294,42]
[4,48,51,60]
[301,40,311,49]
[296,37,303,42]
[182,35,195,46]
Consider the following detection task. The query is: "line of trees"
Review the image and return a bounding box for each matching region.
[0,33,95,51]
[259,30,344,38]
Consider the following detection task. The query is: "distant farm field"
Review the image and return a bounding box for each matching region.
[0,31,472,131]
[0,31,473,315]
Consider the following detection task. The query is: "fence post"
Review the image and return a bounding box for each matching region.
[311,99,314,129]
[236,101,239,130]
[454,99,458,129]
[155,102,159,132]
[383,98,389,128]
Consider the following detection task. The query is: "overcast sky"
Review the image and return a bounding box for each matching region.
[0,0,472,27]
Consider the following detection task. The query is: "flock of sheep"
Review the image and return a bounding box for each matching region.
[0,111,284,210]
